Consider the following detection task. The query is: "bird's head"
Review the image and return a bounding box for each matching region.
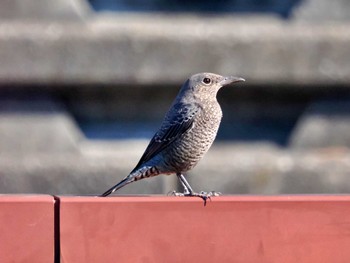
[181,72,245,102]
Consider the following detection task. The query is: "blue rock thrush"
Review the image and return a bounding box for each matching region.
[101,72,245,204]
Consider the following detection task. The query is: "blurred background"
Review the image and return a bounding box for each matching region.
[1,0,350,195]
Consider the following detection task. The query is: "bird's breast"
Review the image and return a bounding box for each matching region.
[163,103,222,172]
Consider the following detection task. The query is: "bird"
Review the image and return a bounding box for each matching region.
[101,72,245,205]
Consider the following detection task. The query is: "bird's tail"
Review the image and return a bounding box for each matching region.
[100,166,156,197]
[100,176,133,197]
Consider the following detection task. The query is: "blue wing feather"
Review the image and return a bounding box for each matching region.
[131,102,200,172]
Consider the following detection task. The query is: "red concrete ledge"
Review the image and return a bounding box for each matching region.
[0,195,55,263]
[58,195,350,263]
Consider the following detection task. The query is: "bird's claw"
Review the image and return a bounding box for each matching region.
[169,190,221,206]
[188,192,211,206]
[200,191,221,197]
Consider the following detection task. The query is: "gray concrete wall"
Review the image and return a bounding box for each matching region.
[0,0,90,20]
[0,16,349,86]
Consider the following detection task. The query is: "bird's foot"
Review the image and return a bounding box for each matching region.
[200,191,222,197]
[168,190,216,206]
[185,192,212,206]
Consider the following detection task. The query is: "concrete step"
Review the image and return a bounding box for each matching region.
[1,143,350,195]
[0,16,349,86]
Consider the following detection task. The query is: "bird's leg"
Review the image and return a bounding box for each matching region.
[168,173,190,196]
[175,173,213,206]
[177,173,193,195]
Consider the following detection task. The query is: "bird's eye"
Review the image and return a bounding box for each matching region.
[202,77,211,85]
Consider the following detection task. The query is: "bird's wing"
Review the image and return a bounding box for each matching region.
[131,102,201,172]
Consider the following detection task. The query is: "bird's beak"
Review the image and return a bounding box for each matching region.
[220,76,245,86]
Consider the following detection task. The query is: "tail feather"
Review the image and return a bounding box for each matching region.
[100,177,132,197]
[100,166,159,197]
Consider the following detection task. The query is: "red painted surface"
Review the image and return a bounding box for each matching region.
[0,195,55,263]
[59,195,350,263]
